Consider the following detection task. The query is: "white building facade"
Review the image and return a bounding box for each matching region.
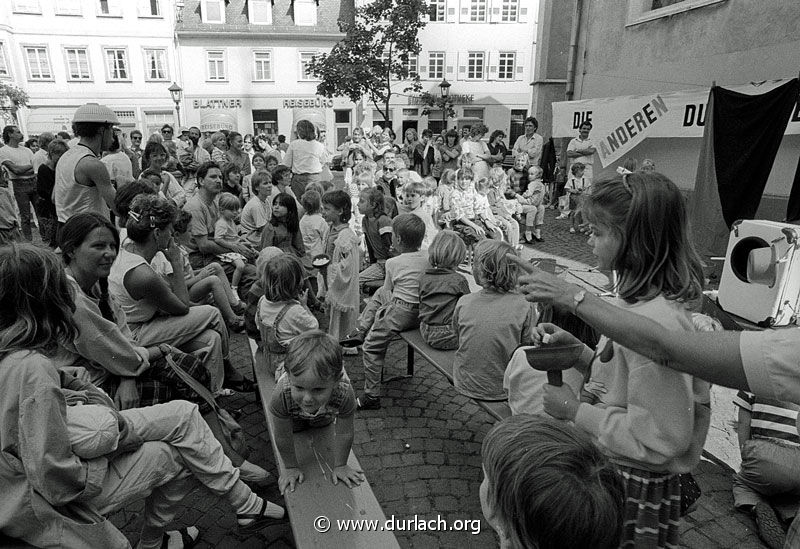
[1,0,181,137]
[385,0,537,143]
[175,0,354,149]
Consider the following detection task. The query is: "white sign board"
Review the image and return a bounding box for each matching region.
[552,79,800,168]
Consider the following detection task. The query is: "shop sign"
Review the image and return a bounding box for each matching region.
[193,99,243,109]
[407,94,474,105]
[282,97,335,109]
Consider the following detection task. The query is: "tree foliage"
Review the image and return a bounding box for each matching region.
[0,83,29,125]
[308,0,428,124]
[418,91,456,120]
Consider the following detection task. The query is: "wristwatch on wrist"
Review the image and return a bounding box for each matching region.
[572,289,587,316]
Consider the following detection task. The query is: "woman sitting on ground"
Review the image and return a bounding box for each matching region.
[141,141,186,208]
[0,243,284,548]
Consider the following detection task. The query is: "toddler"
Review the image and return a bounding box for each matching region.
[256,253,319,379]
[342,215,429,410]
[481,415,624,549]
[419,231,470,350]
[299,190,328,259]
[566,162,588,233]
[486,167,521,250]
[453,239,537,401]
[270,330,364,494]
[402,179,439,249]
[473,178,504,241]
[358,187,393,289]
[516,165,545,243]
[435,168,456,227]
[214,192,249,294]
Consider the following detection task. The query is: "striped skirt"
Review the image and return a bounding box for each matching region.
[616,465,682,548]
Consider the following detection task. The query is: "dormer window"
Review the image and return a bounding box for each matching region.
[293,0,317,26]
[249,0,272,24]
[201,0,225,23]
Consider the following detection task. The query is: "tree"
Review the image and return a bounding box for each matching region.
[308,0,428,126]
[0,83,29,126]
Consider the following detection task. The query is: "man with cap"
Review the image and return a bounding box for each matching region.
[54,103,118,232]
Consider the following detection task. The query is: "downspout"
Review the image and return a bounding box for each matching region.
[561,0,583,175]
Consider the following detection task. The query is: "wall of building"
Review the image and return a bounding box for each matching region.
[571,0,800,201]
[529,0,572,137]
[2,0,179,136]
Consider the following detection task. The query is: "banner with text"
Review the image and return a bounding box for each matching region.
[552,80,800,167]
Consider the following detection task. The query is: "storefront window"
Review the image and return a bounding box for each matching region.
[252,109,278,135]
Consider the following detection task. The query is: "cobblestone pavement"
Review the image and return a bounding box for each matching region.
[111,207,769,548]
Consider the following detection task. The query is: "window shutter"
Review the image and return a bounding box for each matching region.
[487,50,498,81]
[445,0,457,22]
[457,51,468,80]
[515,53,524,81]
[519,4,528,22]
[445,51,457,78]
[418,51,429,80]
[459,0,470,22]
[489,0,502,23]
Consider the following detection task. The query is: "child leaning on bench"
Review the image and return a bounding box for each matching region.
[270,330,365,494]
[340,214,429,410]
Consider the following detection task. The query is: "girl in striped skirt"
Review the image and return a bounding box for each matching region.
[537,171,711,548]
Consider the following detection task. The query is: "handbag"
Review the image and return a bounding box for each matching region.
[164,351,250,467]
[679,472,702,516]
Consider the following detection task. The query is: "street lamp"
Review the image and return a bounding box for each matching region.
[438,78,451,131]
[168,82,183,127]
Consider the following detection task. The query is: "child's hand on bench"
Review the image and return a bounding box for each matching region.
[332,464,365,488]
[279,467,304,494]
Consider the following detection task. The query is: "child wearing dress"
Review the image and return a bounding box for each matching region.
[418,231,470,350]
[256,253,319,380]
[213,192,249,295]
[321,190,361,351]
[535,171,711,548]
[270,330,364,494]
[453,239,537,401]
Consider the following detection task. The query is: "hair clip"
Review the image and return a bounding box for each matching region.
[149,216,156,229]
[128,210,142,223]
[616,167,633,193]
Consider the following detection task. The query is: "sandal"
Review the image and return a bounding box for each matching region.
[161,526,200,548]
[231,300,247,315]
[237,499,286,535]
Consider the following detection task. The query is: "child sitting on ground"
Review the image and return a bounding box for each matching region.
[419,231,470,350]
[474,177,505,241]
[358,187,393,290]
[256,254,319,380]
[486,167,521,250]
[434,169,456,227]
[341,214,429,410]
[450,167,489,248]
[244,246,283,342]
[566,162,588,233]
[481,414,624,549]
[402,179,439,249]
[271,330,364,494]
[453,239,537,401]
[214,192,250,295]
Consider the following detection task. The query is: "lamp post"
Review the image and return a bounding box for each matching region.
[438,78,451,132]
[168,82,183,127]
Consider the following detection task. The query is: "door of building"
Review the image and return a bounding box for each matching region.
[334,109,351,148]
[509,109,527,145]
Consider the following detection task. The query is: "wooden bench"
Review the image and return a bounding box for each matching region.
[398,329,512,422]
[248,339,399,549]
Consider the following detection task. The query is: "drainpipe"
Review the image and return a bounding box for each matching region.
[565,0,583,101]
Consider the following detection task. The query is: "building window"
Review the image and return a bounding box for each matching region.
[23,46,52,80]
[65,47,92,80]
[627,0,726,26]
[428,52,445,80]
[13,0,41,14]
[206,50,226,80]
[299,52,317,81]
[402,54,418,78]
[201,0,225,23]
[249,0,272,24]
[652,0,686,7]
[252,109,278,135]
[498,52,515,80]
[428,0,445,21]
[104,48,129,80]
[253,51,272,81]
[470,0,487,22]
[463,107,484,122]
[144,48,168,80]
[501,0,518,22]
[145,111,176,138]
[98,0,122,17]
[0,44,9,78]
[467,52,484,80]
[56,0,83,15]
[139,0,161,17]
[293,0,317,26]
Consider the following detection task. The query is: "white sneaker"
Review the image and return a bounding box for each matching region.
[569,227,576,233]
[556,213,568,220]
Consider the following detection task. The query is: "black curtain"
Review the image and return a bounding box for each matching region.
[787,152,800,222]
[712,79,799,226]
